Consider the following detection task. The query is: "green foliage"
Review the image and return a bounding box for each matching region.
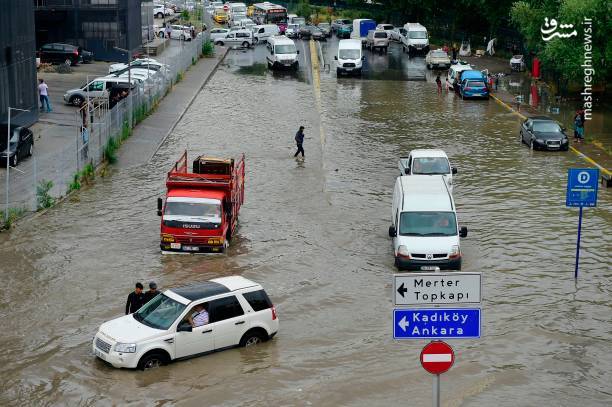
[68,172,81,192]
[175,72,184,83]
[2,207,25,230]
[202,40,215,56]
[295,0,312,20]
[121,120,131,141]
[181,10,190,20]
[104,136,119,164]
[36,179,55,210]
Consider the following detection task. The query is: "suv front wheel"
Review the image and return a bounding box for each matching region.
[137,351,169,370]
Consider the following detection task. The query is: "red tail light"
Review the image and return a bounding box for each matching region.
[271,305,277,320]
[74,50,79,56]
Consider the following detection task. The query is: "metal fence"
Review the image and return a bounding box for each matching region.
[1,36,203,220]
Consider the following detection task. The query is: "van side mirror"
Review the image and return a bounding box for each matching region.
[459,226,468,238]
[157,197,163,216]
[388,225,397,237]
[451,167,457,175]
[334,55,337,60]
[177,323,192,332]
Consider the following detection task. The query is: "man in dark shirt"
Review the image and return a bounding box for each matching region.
[143,281,160,304]
[294,126,305,158]
[125,282,145,314]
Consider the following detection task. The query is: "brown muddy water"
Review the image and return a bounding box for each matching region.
[0,39,610,406]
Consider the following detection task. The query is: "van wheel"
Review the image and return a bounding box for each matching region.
[242,41,250,48]
[239,329,267,347]
[70,95,84,106]
[138,352,168,370]
[64,58,72,66]
[217,41,224,46]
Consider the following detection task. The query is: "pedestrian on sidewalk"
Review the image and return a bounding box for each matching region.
[38,79,52,112]
[125,282,145,314]
[164,24,172,39]
[435,74,442,94]
[143,281,160,303]
[294,126,305,158]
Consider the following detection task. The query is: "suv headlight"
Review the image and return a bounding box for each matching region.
[114,343,137,353]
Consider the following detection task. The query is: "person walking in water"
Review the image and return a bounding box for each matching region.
[435,74,442,94]
[294,126,305,158]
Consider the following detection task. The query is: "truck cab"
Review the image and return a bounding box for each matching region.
[158,151,245,253]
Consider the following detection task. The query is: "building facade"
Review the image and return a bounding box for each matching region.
[34,0,144,62]
[1,0,39,127]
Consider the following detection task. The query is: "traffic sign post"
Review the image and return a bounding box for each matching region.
[566,168,599,279]
[420,341,455,407]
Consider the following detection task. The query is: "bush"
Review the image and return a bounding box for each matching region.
[104,136,119,164]
[36,179,55,210]
[2,207,25,230]
[202,40,215,57]
[121,120,131,141]
[68,172,81,192]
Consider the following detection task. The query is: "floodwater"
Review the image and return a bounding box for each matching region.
[1,39,611,406]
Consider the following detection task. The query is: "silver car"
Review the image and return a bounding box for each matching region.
[425,49,451,69]
[214,29,253,48]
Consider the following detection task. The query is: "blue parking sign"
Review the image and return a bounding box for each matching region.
[566,168,599,207]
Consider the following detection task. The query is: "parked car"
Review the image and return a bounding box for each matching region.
[92,276,279,370]
[317,22,332,37]
[331,18,351,32]
[520,116,569,151]
[64,77,134,106]
[213,29,253,48]
[459,78,489,99]
[389,27,403,42]
[365,29,389,53]
[299,25,325,41]
[266,35,299,70]
[158,25,192,40]
[38,43,91,66]
[446,62,473,92]
[376,24,397,40]
[425,49,451,69]
[153,4,172,18]
[252,24,280,44]
[398,149,457,193]
[209,27,230,42]
[0,125,34,167]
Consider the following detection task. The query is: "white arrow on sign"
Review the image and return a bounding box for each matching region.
[398,316,409,332]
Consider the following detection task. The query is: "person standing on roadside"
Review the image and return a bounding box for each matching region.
[294,126,305,158]
[573,111,584,143]
[435,74,442,94]
[38,79,52,113]
[451,46,457,62]
[125,282,145,314]
[164,24,172,39]
[143,281,160,303]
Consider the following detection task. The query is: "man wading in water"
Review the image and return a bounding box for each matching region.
[294,126,305,159]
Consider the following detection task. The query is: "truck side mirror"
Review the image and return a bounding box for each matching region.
[388,225,397,237]
[157,197,163,216]
[459,226,468,238]
[452,167,457,174]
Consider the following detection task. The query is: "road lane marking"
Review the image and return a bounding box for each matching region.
[309,40,326,151]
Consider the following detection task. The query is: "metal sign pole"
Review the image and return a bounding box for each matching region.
[574,206,583,279]
[433,374,440,407]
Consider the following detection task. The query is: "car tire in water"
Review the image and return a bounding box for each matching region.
[137,352,168,370]
[70,96,84,107]
[239,329,267,347]
[242,41,250,48]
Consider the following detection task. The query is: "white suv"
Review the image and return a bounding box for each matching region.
[92,276,279,370]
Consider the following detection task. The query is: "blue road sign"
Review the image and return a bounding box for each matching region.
[566,168,599,207]
[393,309,481,340]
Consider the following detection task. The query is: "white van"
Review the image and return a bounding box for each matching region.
[446,62,473,91]
[335,39,363,76]
[266,35,299,70]
[93,276,279,370]
[253,24,281,43]
[389,176,467,271]
[398,149,457,192]
[401,22,429,55]
[63,76,134,106]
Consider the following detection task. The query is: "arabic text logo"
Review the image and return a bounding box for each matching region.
[541,17,577,41]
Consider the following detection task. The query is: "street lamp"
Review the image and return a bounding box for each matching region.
[5,107,30,221]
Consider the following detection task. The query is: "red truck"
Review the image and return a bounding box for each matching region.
[157,150,245,253]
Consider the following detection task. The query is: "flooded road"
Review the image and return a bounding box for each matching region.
[1,38,611,406]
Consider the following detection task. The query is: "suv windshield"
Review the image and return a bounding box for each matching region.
[339,49,360,59]
[412,157,450,175]
[275,44,297,54]
[533,121,562,133]
[134,294,186,330]
[409,31,427,39]
[399,212,457,236]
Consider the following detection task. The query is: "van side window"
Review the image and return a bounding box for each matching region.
[208,295,244,323]
[242,290,272,312]
[89,81,104,91]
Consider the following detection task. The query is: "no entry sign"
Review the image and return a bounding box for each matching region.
[420,341,454,375]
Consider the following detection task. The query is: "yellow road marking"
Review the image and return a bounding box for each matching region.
[309,40,326,149]
[490,93,610,177]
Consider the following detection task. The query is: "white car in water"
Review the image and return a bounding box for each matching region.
[398,149,457,193]
[92,276,279,370]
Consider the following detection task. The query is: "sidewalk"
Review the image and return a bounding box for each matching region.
[117,46,228,167]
